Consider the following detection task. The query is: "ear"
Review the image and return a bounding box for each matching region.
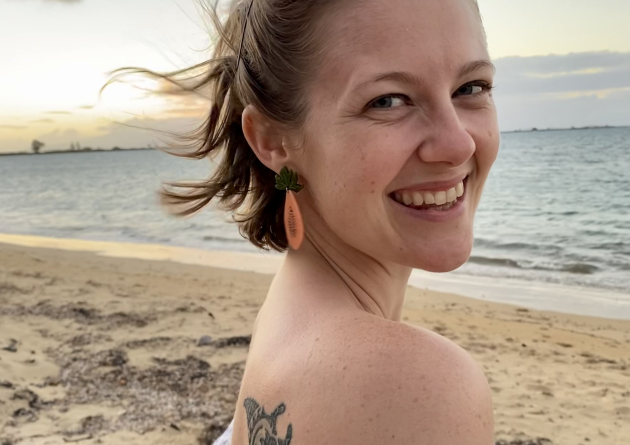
[242,105,288,173]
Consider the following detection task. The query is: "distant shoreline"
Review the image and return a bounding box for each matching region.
[2,126,628,156]
[0,147,153,157]
[502,125,629,134]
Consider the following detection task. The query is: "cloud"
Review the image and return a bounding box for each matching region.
[29,118,56,124]
[76,117,199,149]
[37,127,79,140]
[42,0,83,3]
[492,51,630,130]
[494,51,630,95]
[8,117,195,152]
[0,114,202,153]
[45,110,72,115]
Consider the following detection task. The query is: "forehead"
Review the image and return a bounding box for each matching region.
[315,0,488,89]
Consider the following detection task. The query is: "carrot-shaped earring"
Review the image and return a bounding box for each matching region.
[275,167,305,250]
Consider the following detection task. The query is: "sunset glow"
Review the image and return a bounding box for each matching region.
[1,0,629,153]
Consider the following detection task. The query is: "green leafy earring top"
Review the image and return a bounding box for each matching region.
[275,167,304,193]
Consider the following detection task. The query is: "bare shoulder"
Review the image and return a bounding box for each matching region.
[328,316,494,444]
[235,315,494,445]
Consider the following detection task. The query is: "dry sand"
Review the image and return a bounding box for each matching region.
[0,240,628,445]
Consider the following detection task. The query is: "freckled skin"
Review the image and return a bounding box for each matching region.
[287,0,499,272]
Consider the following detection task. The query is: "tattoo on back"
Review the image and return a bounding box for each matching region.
[244,397,293,445]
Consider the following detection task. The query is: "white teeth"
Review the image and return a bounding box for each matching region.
[434,191,447,205]
[412,192,424,206]
[456,181,464,198]
[445,187,457,203]
[393,179,466,208]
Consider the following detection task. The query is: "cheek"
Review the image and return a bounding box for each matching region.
[474,129,499,172]
[470,109,500,173]
[304,123,406,226]
[482,128,500,169]
[325,129,407,199]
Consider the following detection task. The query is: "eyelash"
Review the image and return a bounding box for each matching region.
[452,80,495,98]
[366,80,494,109]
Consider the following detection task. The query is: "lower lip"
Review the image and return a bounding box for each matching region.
[390,182,468,223]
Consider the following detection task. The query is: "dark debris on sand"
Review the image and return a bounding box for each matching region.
[0,301,210,331]
[50,346,243,438]
[0,334,248,444]
[213,335,251,348]
[0,301,154,328]
[496,439,553,445]
[4,387,51,429]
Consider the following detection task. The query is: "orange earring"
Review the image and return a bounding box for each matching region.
[275,167,305,250]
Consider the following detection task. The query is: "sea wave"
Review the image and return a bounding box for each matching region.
[468,256,600,275]
[467,256,521,268]
[473,239,563,254]
[559,263,600,275]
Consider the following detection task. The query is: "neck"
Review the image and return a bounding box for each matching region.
[280,212,412,322]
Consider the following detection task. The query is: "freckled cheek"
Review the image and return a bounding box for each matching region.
[305,123,405,208]
[344,153,399,201]
[481,129,500,168]
[469,116,500,172]
[356,131,410,182]
[311,161,389,222]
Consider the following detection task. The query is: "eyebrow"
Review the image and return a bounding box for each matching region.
[354,59,496,90]
[457,60,496,78]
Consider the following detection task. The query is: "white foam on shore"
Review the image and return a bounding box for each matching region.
[2,233,629,320]
[409,270,630,320]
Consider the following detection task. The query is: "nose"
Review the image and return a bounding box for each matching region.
[416,103,475,166]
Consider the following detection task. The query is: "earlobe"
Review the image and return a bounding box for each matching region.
[242,104,288,172]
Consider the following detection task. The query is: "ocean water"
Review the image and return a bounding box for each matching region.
[1,128,629,296]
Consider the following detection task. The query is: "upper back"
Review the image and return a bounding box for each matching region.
[228,305,494,445]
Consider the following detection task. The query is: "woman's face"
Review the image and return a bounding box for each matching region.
[295,0,499,272]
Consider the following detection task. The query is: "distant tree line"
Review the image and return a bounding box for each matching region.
[27,140,155,155]
[31,140,44,154]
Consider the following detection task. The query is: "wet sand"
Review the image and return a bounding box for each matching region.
[1,239,628,445]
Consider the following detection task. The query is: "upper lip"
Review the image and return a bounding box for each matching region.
[392,174,469,194]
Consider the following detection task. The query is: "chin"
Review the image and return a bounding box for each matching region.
[408,236,473,273]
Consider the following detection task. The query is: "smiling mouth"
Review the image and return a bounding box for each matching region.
[391,177,468,211]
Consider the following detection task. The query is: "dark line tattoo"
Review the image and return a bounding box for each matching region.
[244,397,293,445]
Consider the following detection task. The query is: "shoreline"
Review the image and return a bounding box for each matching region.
[0,148,152,157]
[501,125,629,134]
[1,126,626,157]
[0,233,628,321]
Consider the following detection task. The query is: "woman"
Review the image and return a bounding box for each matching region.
[157,0,499,442]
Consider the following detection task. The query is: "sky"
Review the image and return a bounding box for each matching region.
[0,0,629,153]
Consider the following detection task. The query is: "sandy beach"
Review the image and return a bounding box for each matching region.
[1,236,629,445]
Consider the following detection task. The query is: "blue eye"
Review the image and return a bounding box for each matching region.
[454,82,492,97]
[370,95,407,109]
